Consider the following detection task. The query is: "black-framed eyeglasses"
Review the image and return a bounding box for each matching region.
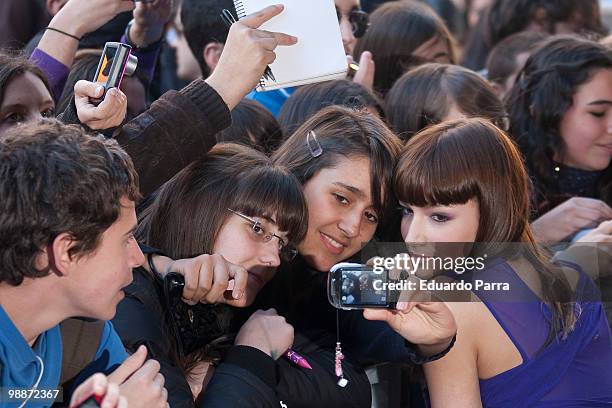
[336,8,370,38]
[227,209,298,261]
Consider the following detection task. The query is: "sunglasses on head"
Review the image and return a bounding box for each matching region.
[336,8,370,38]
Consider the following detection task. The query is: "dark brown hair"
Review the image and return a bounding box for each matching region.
[507,35,612,214]
[0,52,52,108]
[278,79,382,136]
[0,119,140,285]
[216,99,283,155]
[273,106,402,234]
[353,0,457,98]
[136,143,307,375]
[395,118,577,344]
[385,63,506,142]
[486,31,548,88]
[137,143,307,260]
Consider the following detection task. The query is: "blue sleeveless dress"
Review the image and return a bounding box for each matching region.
[462,259,612,407]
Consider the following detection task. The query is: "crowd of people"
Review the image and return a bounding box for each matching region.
[0,0,611,407]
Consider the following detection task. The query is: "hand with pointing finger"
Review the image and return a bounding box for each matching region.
[205,4,298,110]
[152,253,250,307]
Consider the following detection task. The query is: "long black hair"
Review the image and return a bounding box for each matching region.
[507,35,612,214]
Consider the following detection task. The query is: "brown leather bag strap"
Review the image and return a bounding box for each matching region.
[59,318,105,385]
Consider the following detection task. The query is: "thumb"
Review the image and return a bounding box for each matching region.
[74,80,104,99]
[108,345,147,384]
[354,51,375,89]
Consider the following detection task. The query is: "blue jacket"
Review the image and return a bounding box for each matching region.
[0,305,127,407]
[246,87,295,117]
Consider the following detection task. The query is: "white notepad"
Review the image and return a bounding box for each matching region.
[233,0,348,91]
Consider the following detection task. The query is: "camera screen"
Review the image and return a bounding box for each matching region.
[95,46,117,84]
[340,268,388,307]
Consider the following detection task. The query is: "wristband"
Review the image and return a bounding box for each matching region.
[124,19,163,52]
[45,26,81,42]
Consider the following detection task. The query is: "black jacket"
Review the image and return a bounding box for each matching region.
[60,78,231,197]
[112,267,372,408]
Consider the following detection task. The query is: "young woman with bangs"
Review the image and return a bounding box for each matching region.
[254,106,457,366]
[388,118,612,407]
[151,106,460,406]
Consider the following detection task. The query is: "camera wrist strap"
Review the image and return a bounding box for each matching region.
[335,308,348,387]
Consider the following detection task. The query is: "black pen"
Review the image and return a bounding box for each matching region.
[221,9,276,83]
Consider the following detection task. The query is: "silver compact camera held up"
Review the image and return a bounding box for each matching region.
[327,262,395,310]
[93,42,138,98]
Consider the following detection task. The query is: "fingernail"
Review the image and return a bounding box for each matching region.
[96,85,104,96]
[233,290,243,299]
[397,302,408,310]
[94,384,104,396]
[276,4,284,9]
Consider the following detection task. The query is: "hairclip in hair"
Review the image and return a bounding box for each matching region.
[307,131,323,158]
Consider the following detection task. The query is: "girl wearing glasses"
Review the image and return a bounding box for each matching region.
[143,106,457,407]
[112,143,372,407]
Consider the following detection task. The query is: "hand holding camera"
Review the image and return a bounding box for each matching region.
[363,301,457,356]
[160,253,249,306]
[74,80,127,130]
[328,262,457,357]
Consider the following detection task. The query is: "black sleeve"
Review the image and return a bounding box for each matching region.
[223,346,278,390]
[112,294,195,408]
[112,79,231,196]
[275,333,372,408]
[59,79,231,197]
[198,352,280,408]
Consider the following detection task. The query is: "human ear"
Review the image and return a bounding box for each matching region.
[203,42,224,73]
